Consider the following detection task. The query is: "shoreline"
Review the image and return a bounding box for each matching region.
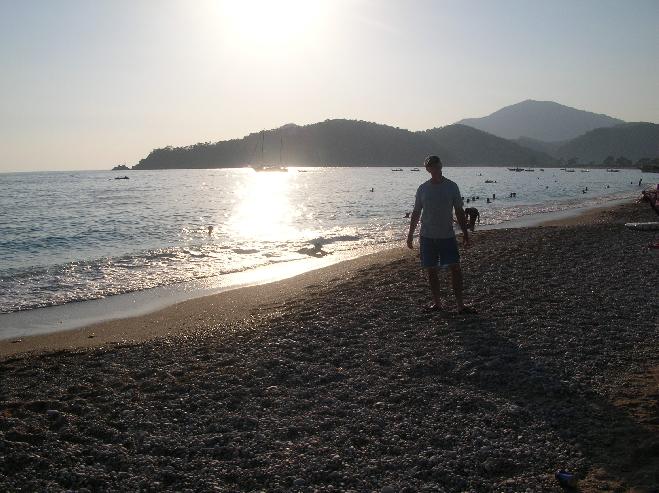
[0,245,394,341]
[1,199,657,491]
[0,197,647,360]
[0,247,409,358]
[0,195,640,350]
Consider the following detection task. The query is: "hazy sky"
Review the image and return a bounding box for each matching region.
[1,0,657,171]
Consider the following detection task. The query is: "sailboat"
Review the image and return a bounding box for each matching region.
[253,131,288,172]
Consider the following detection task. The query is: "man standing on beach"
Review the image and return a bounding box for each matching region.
[406,155,474,313]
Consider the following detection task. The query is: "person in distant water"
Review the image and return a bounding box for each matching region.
[464,207,480,232]
[208,226,213,236]
[639,178,643,186]
[407,155,475,314]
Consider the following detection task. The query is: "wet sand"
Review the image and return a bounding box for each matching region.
[1,201,658,491]
[0,248,409,359]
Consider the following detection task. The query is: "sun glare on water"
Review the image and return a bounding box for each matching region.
[218,0,325,50]
[229,171,301,241]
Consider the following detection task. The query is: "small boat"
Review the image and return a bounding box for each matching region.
[114,176,129,180]
[565,169,576,172]
[524,169,535,172]
[606,169,620,172]
[484,179,496,183]
[410,168,420,171]
[539,169,545,171]
[391,168,403,171]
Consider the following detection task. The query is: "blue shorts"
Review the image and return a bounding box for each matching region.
[419,236,460,268]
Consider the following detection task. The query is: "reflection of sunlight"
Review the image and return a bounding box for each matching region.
[229,172,300,241]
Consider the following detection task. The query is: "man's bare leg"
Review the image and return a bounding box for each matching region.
[449,263,465,310]
[426,267,442,308]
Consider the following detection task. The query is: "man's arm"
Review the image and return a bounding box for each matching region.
[407,209,421,249]
[454,205,471,246]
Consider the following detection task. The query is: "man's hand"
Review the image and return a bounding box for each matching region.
[406,210,420,250]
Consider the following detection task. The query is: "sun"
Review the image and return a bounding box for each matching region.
[219,0,325,51]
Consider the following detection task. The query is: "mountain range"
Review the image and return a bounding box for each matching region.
[133,121,556,170]
[457,100,625,142]
[130,101,658,170]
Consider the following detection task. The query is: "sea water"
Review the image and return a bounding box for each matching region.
[0,167,648,316]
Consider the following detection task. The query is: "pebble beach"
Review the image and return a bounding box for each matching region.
[1,202,658,492]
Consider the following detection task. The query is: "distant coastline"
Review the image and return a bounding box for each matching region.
[123,117,657,171]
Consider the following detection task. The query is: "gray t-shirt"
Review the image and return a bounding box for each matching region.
[413,178,463,239]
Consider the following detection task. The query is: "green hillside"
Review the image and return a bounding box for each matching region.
[555,123,659,163]
[132,120,555,169]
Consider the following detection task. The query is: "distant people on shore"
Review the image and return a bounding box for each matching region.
[406,155,475,314]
